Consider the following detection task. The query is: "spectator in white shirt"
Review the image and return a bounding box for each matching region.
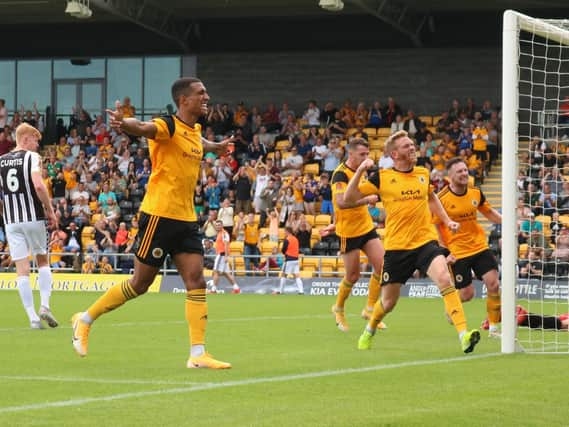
[303,100,320,128]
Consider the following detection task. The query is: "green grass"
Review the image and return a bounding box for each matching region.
[0,291,567,426]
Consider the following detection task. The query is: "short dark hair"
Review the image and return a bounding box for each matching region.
[171,77,202,107]
[285,226,294,234]
[445,157,467,171]
[348,137,369,151]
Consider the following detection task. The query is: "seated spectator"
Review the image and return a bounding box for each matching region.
[136,158,152,188]
[403,110,423,137]
[103,198,121,222]
[257,246,284,272]
[320,102,337,127]
[340,100,356,128]
[519,248,544,279]
[114,221,129,251]
[97,255,114,274]
[328,111,348,136]
[354,102,368,128]
[367,101,384,128]
[415,145,432,170]
[294,217,312,255]
[281,147,304,176]
[49,237,66,270]
[303,173,318,215]
[322,138,342,176]
[383,97,402,127]
[390,114,404,134]
[98,182,117,209]
[436,111,451,134]
[82,255,96,274]
[318,173,333,215]
[303,100,320,127]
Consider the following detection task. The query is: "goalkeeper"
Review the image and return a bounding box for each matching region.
[482,305,569,331]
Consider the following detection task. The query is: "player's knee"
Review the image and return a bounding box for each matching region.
[486,279,500,294]
[460,287,474,302]
[382,298,397,313]
[345,271,360,283]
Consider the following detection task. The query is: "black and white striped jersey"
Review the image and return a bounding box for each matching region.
[0,150,45,224]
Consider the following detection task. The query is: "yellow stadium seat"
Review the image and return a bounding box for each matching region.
[303,163,320,176]
[321,258,337,270]
[377,128,391,137]
[315,214,332,227]
[311,228,321,241]
[419,115,433,126]
[204,269,213,277]
[302,257,320,270]
[300,269,314,278]
[364,127,377,136]
[276,140,290,151]
[278,228,285,241]
[518,243,529,259]
[230,241,244,255]
[432,115,442,126]
[558,215,569,227]
[346,128,358,137]
[261,241,278,255]
[304,215,315,227]
[427,126,437,134]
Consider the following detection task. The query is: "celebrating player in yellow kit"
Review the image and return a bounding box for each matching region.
[71,77,232,368]
[436,157,502,337]
[344,130,480,353]
[328,138,385,332]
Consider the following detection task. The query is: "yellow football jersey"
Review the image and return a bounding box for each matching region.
[436,186,492,258]
[140,116,202,222]
[331,162,375,238]
[359,166,438,250]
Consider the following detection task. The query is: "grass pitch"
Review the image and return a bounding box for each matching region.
[0,291,566,426]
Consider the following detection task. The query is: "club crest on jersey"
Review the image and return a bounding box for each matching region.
[152,248,164,258]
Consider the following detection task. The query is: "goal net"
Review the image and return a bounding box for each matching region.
[503,10,569,353]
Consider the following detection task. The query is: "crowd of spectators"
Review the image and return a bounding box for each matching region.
[0,94,504,274]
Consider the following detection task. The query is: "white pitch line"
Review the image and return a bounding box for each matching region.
[0,314,334,333]
[0,375,210,386]
[0,352,501,414]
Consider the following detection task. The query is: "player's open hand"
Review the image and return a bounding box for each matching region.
[106,100,124,130]
[447,220,460,233]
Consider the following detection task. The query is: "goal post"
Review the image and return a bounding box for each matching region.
[502,10,569,354]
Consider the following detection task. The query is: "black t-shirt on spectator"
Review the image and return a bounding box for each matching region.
[235,176,252,201]
[295,229,311,250]
[52,178,66,198]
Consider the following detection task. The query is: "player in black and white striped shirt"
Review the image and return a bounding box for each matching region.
[0,123,58,329]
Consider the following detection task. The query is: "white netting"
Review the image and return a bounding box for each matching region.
[515,16,569,353]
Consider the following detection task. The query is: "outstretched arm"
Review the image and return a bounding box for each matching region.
[107,101,157,139]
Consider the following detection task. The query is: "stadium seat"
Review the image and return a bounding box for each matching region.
[303,163,319,176]
[320,257,337,270]
[559,215,569,227]
[276,140,290,151]
[304,215,315,227]
[377,128,391,137]
[419,115,433,126]
[312,241,329,256]
[230,241,244,255]
[310,228,321,242]
[364,127,377,136]
[261,241,278,255]
[432,115,442,126]
[315,214,332,227]
[519,243,529,259]
[302,257,320,271]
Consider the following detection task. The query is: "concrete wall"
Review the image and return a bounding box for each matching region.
[197,48,501,115]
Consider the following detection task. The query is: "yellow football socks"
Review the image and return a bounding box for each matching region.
[366,272,381,310]
[87,280,138,321]
[487,293,501,326]
[441,286,467,333]
[334,278,354,310]
[367,300,386,331]
[186,289,207,346]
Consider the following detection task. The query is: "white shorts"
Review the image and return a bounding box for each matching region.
[282,259,300,275]
[5,221,48,261]
[213,254,231,273]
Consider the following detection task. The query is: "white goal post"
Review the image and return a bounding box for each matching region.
[502,10,569,353]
